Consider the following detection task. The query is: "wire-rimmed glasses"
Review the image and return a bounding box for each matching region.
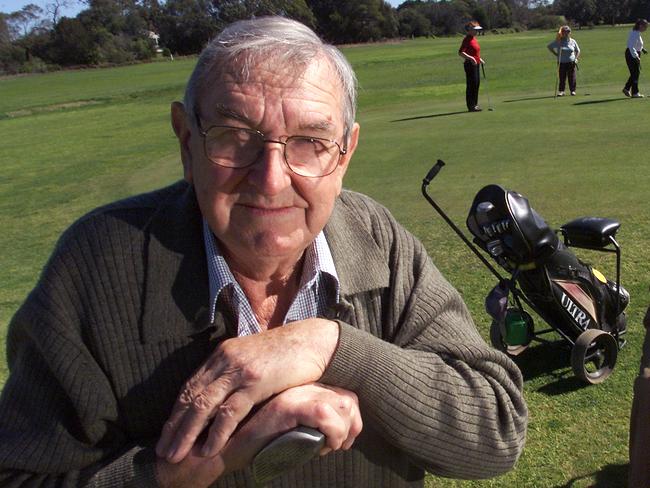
[195,115,347,178]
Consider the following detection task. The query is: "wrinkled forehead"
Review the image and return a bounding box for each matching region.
[196,52,344,110]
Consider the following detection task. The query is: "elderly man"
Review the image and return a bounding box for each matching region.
[0,16,527,487]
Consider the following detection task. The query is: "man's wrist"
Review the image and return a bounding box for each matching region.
[318,318,341,372]
[154,455,227,488]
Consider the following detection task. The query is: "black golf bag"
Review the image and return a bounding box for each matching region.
[422,161,629,384]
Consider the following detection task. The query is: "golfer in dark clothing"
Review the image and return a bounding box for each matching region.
[623,18,648,98]
[459,20,485,112]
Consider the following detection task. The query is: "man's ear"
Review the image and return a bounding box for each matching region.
[171,101,193,183]
[338,122,360,176]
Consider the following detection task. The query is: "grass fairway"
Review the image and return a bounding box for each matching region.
[2,25,649,486]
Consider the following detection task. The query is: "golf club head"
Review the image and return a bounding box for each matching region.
[252,426,325,486]
[475,201,496,227]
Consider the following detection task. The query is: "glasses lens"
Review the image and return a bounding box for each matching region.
[204,127,263,167]
[286,136,340,177]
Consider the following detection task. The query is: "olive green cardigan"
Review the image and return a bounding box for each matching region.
[0,182,527,487]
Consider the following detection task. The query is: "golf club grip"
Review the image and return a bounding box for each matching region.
[423,159,445,185]
[252,426,325,485]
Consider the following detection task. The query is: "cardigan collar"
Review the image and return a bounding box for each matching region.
[141,182,389,343]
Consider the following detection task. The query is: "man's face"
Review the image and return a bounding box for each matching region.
[173,58,359,268]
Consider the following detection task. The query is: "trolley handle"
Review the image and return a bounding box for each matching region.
[423,159,445,186]
[421,159,505,283]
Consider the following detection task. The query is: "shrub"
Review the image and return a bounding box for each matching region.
[529,14,568,30]
[19,56,49,73]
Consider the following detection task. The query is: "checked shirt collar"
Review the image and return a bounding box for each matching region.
[202,219,340,336]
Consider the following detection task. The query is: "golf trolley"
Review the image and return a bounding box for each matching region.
[422,160,629,384]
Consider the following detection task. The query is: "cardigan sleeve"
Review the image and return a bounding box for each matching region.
[0,211,162,487]
[0,264,159,487]
[320,196,528,480]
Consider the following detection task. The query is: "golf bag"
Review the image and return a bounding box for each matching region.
[422,161,629,384]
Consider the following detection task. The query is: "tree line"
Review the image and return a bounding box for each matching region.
[2,0,649,75]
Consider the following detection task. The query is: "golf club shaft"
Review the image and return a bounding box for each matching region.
[480,64,493,110]
[421,161,503,282]
[554,49,561,98]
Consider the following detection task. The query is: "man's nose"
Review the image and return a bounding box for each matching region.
[247,141,293,194]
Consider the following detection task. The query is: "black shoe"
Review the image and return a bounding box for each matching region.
[469,106,482,112]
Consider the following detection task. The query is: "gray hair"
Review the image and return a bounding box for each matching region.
[184,16,357,138]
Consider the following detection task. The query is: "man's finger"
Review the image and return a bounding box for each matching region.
[323,386,361,451]
[311,403,347,451]
[201,390,256,457]
[342,405,363,450]
[155,374,211,458]
[156,376,208,459]
[156,405,190,457]
[162,375,235,463]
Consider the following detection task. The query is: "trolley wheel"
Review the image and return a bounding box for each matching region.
[571,329,618,384]
[489,308,534,356]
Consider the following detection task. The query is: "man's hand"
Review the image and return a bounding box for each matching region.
[156,319,340,463]
[156,443,227,488]
[156,383,362,488]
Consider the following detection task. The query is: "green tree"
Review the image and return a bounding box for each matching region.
[8,4,44,38]
[493,0,512,27]
[0,13,14,43]
[214,0,316,28]
[42,0,154,65]
[596,0,630,25]
[307,0,398,43]
[79,0,132,35]
[0,13,21,74]
[50,16,98,64]
[628,0,650,21]
[157,0,218,54]
[553,0,597,26]
[427,0,471,36]
[397,7,432,37]
[45,0,71,26]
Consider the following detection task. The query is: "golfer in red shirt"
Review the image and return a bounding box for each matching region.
[458,21,485,112]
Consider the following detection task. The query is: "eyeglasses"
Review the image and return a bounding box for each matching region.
[194,114,347,178]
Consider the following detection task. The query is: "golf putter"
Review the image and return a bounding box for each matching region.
[480,64,494,111]
[252,426,325,486]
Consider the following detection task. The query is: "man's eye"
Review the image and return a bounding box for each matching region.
[293,137,327,149]
[231,129,254,143]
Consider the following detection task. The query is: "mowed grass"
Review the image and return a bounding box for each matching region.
[2,25,650,486]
